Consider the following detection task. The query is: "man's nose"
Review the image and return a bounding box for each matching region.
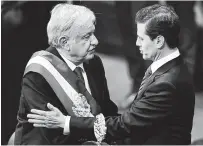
[91,35,98,46]
[136,38,140,46]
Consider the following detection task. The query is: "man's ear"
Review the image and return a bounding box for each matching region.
[156,35,165,49]
[59,36,69,47]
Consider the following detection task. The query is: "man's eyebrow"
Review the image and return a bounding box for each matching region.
[82,32,93,38]
[84,33,91,36]
[137,35,143,39]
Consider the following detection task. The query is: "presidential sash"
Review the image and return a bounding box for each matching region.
[24,50,100,117]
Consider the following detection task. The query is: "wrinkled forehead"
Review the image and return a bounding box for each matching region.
[69,13,96,37]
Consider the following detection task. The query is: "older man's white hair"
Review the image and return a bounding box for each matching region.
[47,3,95,48]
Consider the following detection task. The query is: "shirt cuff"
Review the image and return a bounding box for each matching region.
[63,116,71,135]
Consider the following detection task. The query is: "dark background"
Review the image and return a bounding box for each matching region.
[2,1,203,144]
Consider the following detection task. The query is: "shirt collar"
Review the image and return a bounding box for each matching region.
[59,52,84,72]
[151,49,180,74]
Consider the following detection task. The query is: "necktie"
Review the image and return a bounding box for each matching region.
[138,66,152,94]
[74,67,85,84]
[74,67,101,115]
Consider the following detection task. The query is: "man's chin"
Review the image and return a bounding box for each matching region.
[142,55,151,61]
[142,55,147,60]
[85,54,95,61]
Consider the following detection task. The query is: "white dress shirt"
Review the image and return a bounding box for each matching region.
[59,53,92,134]
[60,54,92,95]
[151,49,180,74]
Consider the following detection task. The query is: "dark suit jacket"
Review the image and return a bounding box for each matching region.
[14,46,118,145]
[70,56,195,145]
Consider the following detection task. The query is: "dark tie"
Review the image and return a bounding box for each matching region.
[74,67,85,84]
[74,67,101,115]
[138,66,152,94]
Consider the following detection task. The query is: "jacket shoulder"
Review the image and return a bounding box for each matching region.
[155,63,193,88]
[22,71,55,96]
[23,71,48,86]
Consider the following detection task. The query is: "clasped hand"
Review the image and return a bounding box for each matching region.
[27,94,90,128]
[27,103,66,128]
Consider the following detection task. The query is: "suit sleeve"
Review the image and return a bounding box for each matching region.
[105,81,176,139]
[14,72,68,145]
[70,81,176,140]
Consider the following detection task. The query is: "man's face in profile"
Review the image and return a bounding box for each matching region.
[68,17,98,63]
[136,23,158,61]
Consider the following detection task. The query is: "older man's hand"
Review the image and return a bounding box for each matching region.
[27,103,66,129]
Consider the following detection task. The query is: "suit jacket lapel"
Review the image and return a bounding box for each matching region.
[83,62,97,98]
[83,61,102,114]
[137,56,182,99]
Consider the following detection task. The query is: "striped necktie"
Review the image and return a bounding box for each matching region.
[138,66,152,94]
[74,67,85,84]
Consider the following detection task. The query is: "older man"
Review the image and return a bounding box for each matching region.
[28,4,195,145]
[14,3,118,145]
